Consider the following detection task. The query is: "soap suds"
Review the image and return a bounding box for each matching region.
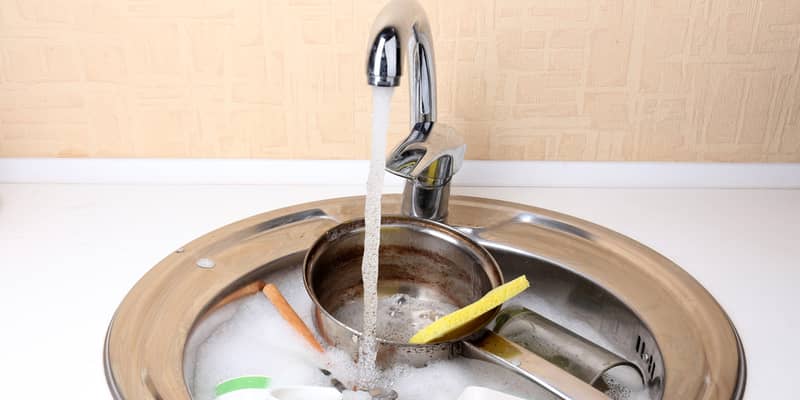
[186,267,649,400]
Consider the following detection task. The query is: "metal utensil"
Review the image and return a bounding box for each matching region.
[303,216,608,400]
[494,306,643,390]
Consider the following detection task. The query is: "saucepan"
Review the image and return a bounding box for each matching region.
[303,215,613,400]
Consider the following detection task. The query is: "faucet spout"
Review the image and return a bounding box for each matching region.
[366,0,436,126]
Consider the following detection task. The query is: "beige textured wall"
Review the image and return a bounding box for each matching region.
[0,0,799,161]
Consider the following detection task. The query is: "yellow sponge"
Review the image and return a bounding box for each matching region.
[408,275,530,344]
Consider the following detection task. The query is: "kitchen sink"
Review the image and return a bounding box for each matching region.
[104,194,745,399]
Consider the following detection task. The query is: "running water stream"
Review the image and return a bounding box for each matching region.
[356,86,395,390]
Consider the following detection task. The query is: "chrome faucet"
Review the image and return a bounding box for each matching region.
[367,0,465,221]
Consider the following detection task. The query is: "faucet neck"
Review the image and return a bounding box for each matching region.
[408,36,436,126]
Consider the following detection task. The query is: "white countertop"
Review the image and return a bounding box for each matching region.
[1,183,798,398]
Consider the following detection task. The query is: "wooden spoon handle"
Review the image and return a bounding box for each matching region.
[262,283,325,353]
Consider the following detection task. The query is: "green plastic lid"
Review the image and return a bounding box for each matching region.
[215,375,271,397]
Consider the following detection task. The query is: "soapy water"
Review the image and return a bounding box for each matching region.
[187,269,328,399]
[334,293,459,343]
[602,366,650,400]
[342,391,373,400]
[357,85,395,389]
[186,267,651,400]
[187,267,558,400]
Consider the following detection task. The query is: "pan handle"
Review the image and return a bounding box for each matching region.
[462,332,610,400]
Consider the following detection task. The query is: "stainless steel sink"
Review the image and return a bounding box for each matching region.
[104,195,745,399]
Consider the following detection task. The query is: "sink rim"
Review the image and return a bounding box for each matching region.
[103,194,746,400]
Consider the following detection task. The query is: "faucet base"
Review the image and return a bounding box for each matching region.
[401,180,450,221]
